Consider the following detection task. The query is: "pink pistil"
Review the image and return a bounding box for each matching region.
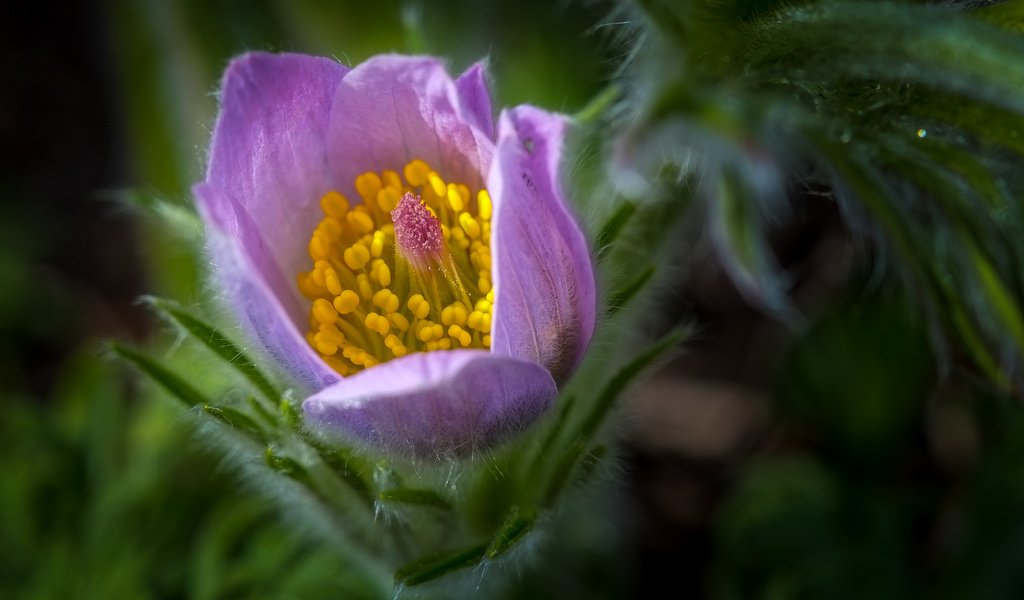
[392,192,444,268]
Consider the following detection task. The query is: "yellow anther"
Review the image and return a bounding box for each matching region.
[403,159,430,186]
[482,334,491,347]
[446,183,464,212]
[343,243,370,271]
[322,355,351,376]
[377,186,401,212]
[385,334,408,358]
[318,323,346,347]
[324,269,343,296]
[408,294,430,320]
[320,217,342,239]
[478,277,492,294]
[356,274,374,300]
[441,302,469,326]
[448,325,472,347]
[371,231,385,257]
[314,332,339,356]
[474,299,491,312]
[388,312,410,331]
[486,289,494,302]
[372,289,400,314]
[382,169,402,191]
[459,212,481,238]
[355,172,382,200]
[477,190,492,220]
[374,260,392,286]
[320,191,349,218]
[441,224,451,240]
[437,338,452,350]
[334,290,361,314]
[298,273,322,300]
[416,321,444,342]
[309,232,330,260]
[468,310,492,332]
[427,171,446,198]
[313,298,338,324]
[365,312,390,335]
[346,210,374,235]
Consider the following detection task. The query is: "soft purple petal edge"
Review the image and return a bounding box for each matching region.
[303,350,556,456]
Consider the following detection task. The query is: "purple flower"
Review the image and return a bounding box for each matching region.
[194,52,595,456]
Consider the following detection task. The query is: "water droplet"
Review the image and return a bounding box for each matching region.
[916,129,927,139]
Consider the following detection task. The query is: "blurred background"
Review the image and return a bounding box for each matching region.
[3,0,1024,598]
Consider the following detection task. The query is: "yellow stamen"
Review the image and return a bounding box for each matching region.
[300,158,494,375]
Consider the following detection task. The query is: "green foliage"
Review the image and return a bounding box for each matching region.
[621,0,1024,390]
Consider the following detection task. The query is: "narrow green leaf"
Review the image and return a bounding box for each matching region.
[606,265,656,315]
[530,394,577,473]
[203,404,264,438]
[119,189,202,239]
[378,488,451,509]
[544,438,587,505]
[575,84,621,124]
[578,329,688,444]
[265,447,308,481]
[394,543,488,586]
[595,201,636,260]
[109,342,209,408]
[145,297,281,402]
[485,505,537,559]
[968,244,1024,354]
[281,397,302,429]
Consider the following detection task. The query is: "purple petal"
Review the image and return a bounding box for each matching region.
[204,51,348,315]
[198,52,348,391]
[455,62,495,140]
[488,106,597,381]
[303,350,557,456]
[326,55,494,196]
[196,184,341,392]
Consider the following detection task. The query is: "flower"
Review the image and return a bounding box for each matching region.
[194,52,595,456]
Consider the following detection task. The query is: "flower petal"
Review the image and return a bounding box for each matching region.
[488,106,597,381]
[326,55,493,196]
[195,184,341,392]
[455,61,495,139]
[204,51,349,303]
[303,350,557,456]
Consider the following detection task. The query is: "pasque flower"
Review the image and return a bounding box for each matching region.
[194,52,595,456]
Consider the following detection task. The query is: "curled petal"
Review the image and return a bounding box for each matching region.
[303,350,557,456]
[455,61,495,139]
[195,184,340,392]
[327,55,493,196]
[488,106,597,380]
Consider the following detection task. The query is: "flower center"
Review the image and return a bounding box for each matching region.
[298,159,494,376]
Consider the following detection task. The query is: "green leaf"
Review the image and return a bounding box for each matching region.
[203,404,265,439]
[574,84,621,125]
[485,505,536,559]
[577,328,688,444]
[394,543,488,587]
[969,244,1024,355]
[377,488,451,509]
[145,297,281,402]
[108,342,209,408]
[595,201,637,260]
[606,265,655,315]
